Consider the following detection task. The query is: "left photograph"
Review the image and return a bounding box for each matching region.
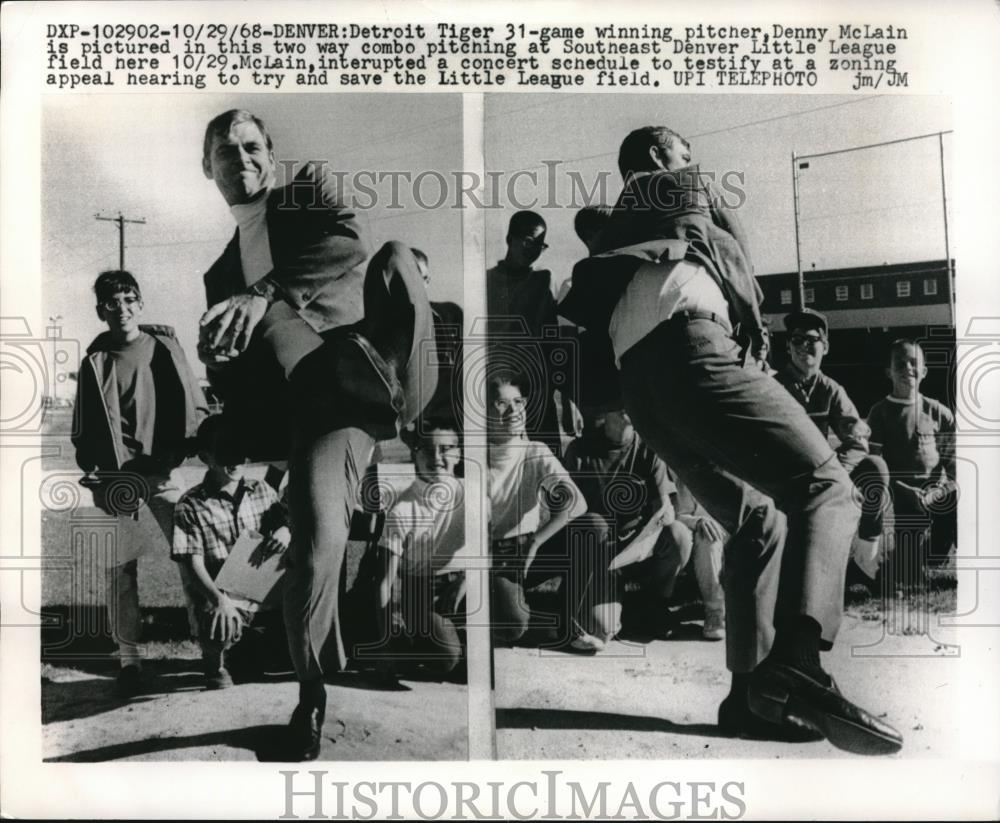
[39,94,469,762]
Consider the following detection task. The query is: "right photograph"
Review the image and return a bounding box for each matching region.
[481,93,958,760]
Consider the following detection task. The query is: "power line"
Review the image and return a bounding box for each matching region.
[498,96,882,175]
[95,211,146,269]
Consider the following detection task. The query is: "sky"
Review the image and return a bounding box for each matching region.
[42,93,464,375]
[43,93,952,378]
[484,94,953,290]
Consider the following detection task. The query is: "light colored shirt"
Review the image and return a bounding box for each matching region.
[231,192,273,288]
[382,476,467,577]
[867,393,955,487]
[608,259,731,362]
[488,440,586,539]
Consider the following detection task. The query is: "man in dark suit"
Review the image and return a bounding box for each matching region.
[198,109,435,760]
[561,125,903,755]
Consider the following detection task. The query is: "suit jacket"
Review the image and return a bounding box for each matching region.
[559,168,766,356]
[73,324,207,473]
[203,161,367,335]
[202,165,435,454]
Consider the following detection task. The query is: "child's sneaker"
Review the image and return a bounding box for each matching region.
[702,608,725,641]
[569,632,607,654]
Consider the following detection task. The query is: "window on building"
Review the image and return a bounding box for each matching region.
[860,283,874,300]
[780,289,793,306]
[835,285,849,302]
[924,278,938,296]
[804,288,815,304]
[897,281,911,298]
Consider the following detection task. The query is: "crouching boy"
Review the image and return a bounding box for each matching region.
[171,416,289,688]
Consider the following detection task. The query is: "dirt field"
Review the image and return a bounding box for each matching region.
[494,609,960,760]
[42,596,957,763]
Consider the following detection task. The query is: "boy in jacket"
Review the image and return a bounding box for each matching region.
[73,270,207,696]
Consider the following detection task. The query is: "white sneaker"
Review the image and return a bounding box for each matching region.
[702,609,725,641]
[570,633,607,654]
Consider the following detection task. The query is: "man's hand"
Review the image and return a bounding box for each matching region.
[208,592,245,643]
[199,294,268,360]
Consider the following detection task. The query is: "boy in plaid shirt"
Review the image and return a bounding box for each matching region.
[172,416,289,688]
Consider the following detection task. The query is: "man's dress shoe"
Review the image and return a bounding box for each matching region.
[748,661,903,755]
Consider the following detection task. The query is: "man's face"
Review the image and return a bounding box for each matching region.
[787,328,828,376]
[888,343,927,398]
[413,430,461,482]
[660,139,692,171]
[97,290,143,337]
[507,223,547,268]
[204,120,276,206]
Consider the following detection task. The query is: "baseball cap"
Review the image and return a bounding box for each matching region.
[784,308,828,337]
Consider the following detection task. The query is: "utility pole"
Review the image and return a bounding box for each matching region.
[938,132,954,327]
[95,211,146,270]
[791,152,805,311]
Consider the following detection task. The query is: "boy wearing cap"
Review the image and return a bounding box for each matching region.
[777,309,890,580]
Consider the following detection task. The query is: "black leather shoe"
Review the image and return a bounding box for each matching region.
[287,682,326,761]
[718,692,823,743]
[748,661,903,755]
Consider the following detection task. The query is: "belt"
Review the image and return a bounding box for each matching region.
[665,310,731,329]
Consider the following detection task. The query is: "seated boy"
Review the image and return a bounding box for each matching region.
[777,310,890,581]
[867,340,957,571]
[171,416,289,689]
[564,408,726,641]
[370,419,466,679]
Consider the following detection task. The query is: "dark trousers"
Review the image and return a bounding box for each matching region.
[491,513,617,644]
[620,316,860,673]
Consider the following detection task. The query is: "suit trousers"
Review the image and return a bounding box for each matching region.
[283,425,374,680]
[619,316,860,673]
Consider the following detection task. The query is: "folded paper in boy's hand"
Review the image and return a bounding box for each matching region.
[608,529,662,571]
[214,531,288,606]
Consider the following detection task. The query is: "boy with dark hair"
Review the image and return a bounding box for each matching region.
[73,270,207,696]
[867,340,957,568]
[171,416,289,689]
[371,418,466,679]
[487,211,573,456]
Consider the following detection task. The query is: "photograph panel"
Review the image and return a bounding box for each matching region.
[481,93,960,760]
[39,92,472,762]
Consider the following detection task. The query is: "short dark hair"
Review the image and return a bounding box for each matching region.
[888,338,924,363]
[410,247,428,266]
[401,416,460,449]
[617,126,690,178]
[573,205,612,244]
[194,415,245,465]
[487,370,531,402]
[93,270,141,304]
[506,210,546,239]
[202,109,273,171]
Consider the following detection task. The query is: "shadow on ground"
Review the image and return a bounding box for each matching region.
[496,707,726,738]
[44,724,294,763]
